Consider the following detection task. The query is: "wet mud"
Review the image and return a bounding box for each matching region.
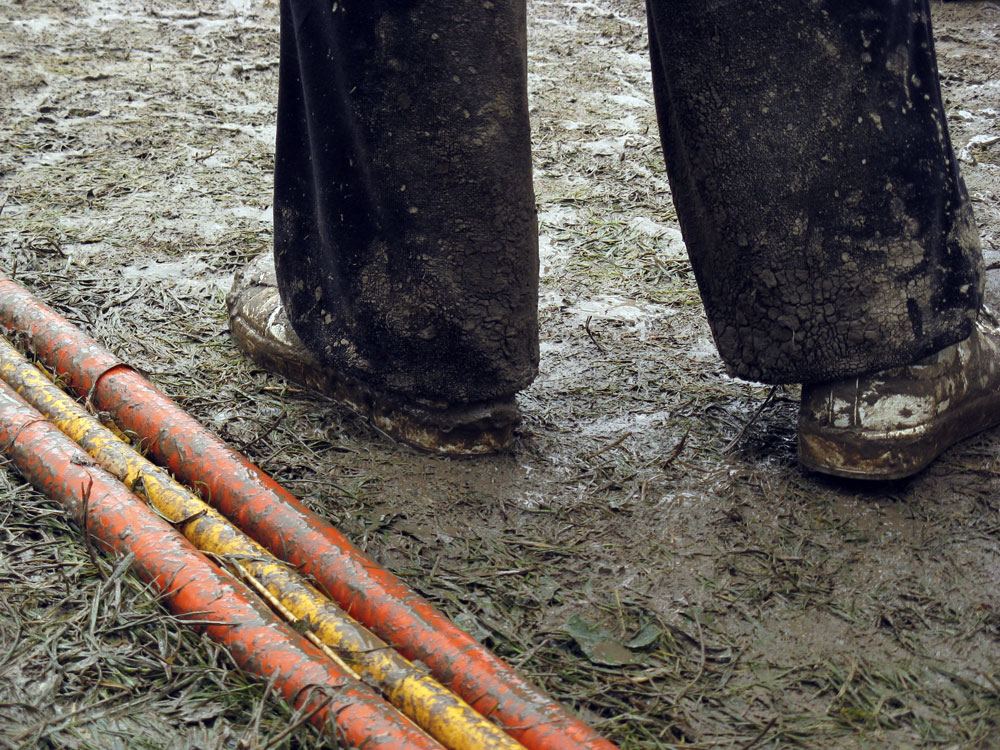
[1,1,999,748]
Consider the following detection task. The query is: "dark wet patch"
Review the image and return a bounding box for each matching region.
[0,0,999,748]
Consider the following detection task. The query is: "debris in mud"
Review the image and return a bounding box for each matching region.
[1,1,999,748]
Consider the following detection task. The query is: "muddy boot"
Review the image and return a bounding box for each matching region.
[798,308,1000,480]
[227,254,521,455]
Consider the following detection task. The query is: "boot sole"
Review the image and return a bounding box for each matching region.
[228,279,518,456]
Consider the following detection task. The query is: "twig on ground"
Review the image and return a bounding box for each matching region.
[738,716,777,750]
[584,315,605,353]
[722,385,779,453]
[585,431,631,460]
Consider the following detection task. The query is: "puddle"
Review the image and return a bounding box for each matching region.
[11,18,59,33]
[565,293,666,322]
[611,113,645,134]
[228,205,272,223]
[539,234,575,277]
[627,217,687,257]
[686,336,724,363]
[578,409,673,438]
[577,135,629,156]
[607,93,651,109]
[121,256,229,293]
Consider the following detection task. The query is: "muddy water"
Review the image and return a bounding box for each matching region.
[1,1,999,747]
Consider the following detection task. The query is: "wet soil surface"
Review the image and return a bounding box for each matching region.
[1,1,999,748]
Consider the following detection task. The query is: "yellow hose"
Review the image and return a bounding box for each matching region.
[0,336,526,750]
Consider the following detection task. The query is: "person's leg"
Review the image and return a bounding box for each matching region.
[229,0,538,454]
[645,0,1000,478]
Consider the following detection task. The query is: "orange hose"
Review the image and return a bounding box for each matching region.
[0,336,527,750]
[0,380,444,749]
[0,273,618,750]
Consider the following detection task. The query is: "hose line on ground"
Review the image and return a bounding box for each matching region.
[0,273,618,750]
[0,380,445,750]
[0,336,526,750]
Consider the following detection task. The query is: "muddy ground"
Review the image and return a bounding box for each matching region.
[1,1,999,748]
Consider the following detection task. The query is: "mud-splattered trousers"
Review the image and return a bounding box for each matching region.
[274,0,982,404]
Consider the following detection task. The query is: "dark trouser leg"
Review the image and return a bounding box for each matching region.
[274,0,538,406]
[645,0,983,384]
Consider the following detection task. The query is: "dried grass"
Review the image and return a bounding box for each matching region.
[0,0,998,748]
